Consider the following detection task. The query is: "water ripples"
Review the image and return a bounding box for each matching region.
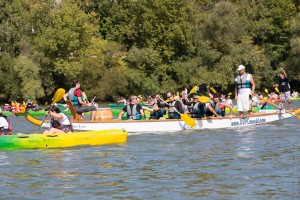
[0,115,299,199]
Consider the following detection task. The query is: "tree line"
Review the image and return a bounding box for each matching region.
[0,0,299,102]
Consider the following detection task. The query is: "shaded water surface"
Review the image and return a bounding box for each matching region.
[0,114,299,199]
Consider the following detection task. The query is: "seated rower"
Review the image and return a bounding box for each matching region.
[118,95,145,120]
[43,106,73,134]
[213,93,232,118]
[64,80,97,121]
[187,94,204,118]
[203,95,221,118]
[159,92,184,119]
[143,94,165,120]
[251,93,259,107]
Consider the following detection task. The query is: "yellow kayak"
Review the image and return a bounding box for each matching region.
[0,129,127,149]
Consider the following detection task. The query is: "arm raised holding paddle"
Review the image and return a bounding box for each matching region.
[35,88,66,133]
[158,93,196,128]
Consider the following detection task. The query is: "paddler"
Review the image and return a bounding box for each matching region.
[63,80,97,121]
[186,94,204,118]
[143,94,165,120]
[118,95,145,120]
[273,67,292,110]
[159,92,184,119]
[43,106,73,134]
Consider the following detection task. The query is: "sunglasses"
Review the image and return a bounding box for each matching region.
[193,97,198,99]
[167,96,172,98]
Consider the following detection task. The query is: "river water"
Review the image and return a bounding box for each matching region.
[0,107,300,199]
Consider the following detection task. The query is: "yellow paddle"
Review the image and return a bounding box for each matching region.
[275,87,279,93]
[35,88,66,133]
[264,88,300,119]
[209,87,217,94]
[228,92,232,96]
[198,96,210,103]
[189,86,198,95]
[51,88,66,106]
[264,88,268,94]
[158,97,196,128]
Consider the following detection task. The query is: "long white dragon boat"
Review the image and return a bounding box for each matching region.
[25,109,295,133]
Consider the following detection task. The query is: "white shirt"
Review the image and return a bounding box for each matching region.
[0,117,9,129]
[252,96,259,106]
[58,113,70,125]
[226,99,233,106]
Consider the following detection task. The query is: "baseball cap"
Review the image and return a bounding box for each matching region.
[237,65,245,71]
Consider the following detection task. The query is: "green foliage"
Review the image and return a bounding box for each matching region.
[13,55,45,99]
[0,0,299,103]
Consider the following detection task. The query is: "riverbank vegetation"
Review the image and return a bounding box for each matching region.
[0,0,299,102]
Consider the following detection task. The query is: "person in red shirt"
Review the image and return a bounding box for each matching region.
[65,80,97,121]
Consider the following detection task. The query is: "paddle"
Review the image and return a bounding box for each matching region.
[264,89,300,119]
[209,87,217,94]
[198,96,210,103]
[275,87,279,93]
[91,96,96,104]
[82,91,88,101]
[34,88,66,133]
[189,86,198,95]
[158,97,196,128]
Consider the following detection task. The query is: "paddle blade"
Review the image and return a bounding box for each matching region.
[189,86,198,94]
[210,87,217,94]
[198,96,210,103]
[180,113,196,128]
[51,88,66,105]
[264,88,268,94]
[275,87,279,93]
[228,92,232,96]
[294,107,300,115]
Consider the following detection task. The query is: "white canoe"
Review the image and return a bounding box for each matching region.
[27,110,294,133]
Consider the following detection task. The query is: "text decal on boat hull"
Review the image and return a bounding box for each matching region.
[231,117,266,127]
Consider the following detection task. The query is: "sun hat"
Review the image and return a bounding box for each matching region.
[237,65,245,71]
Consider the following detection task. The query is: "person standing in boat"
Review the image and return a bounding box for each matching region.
[118,95,145,120]
[159,92,184,119]
[186,94,204,118]
[63,80,97,121]
[274,67,292,110]
[43,106,73,134]
[0,108,12,135]
[143,94,165,119]
[235,64,256,116]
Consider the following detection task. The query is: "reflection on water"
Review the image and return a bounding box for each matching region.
[0,115,300,199]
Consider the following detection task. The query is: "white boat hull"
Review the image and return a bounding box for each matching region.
[41,110,293,133]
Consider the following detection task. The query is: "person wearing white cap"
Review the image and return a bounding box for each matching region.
[235,64,256,116]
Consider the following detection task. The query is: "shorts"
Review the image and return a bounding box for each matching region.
[74,105,97,114]
[60,125,72,133]
[280,91,291,102]
[237,95,250,112]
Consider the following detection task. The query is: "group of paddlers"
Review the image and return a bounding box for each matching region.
[117,85,234,120]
